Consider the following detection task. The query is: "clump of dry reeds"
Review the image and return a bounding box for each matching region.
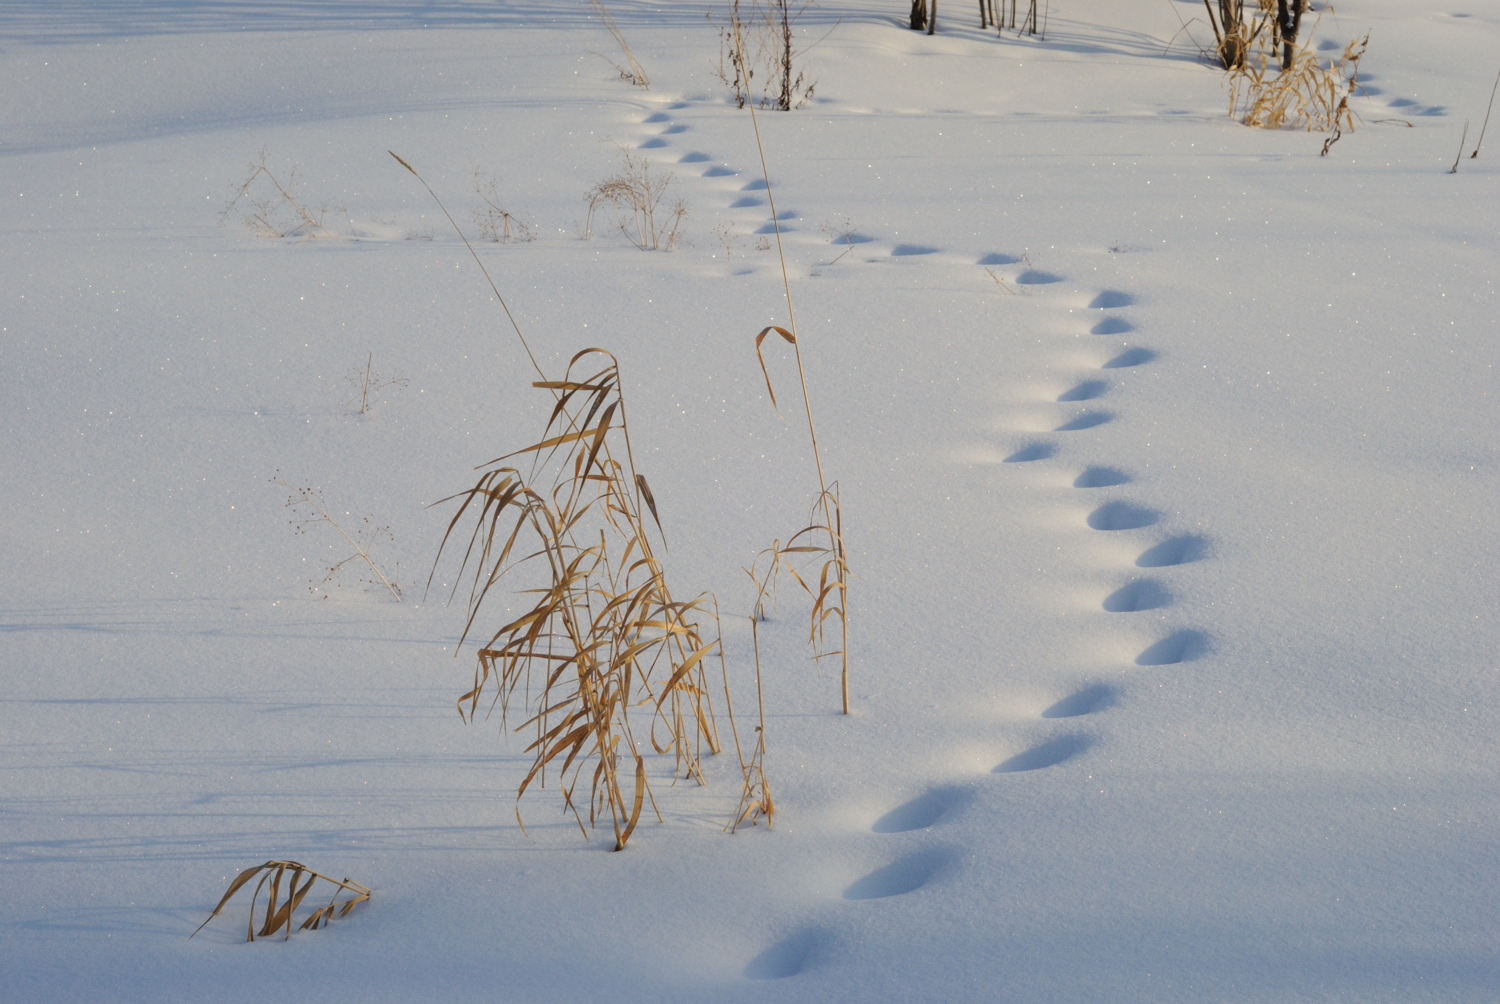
[392,150,772,842]
[1227,24,1367,133]
[221,149,346,241]
[584,147,687,250]
[192,861,370,942]
[431,353,727,849]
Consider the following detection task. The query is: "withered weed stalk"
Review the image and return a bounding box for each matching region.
[723,611,774,831]
[731,21,852,715]
[819,215,863,265]
[585,147,688,250]
[471,169,535,243]
[588,0,650,88]
[192,861,370,942]
[985,266,1017,295]
[344,352,409,415]
[221,149,346,241]
[390,151,765,845]
[713,0,818,111]
[274,474,403,601]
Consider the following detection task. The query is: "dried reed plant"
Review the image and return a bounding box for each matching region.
[431,350,728,848]
[588,0,649,88]
[220,149,346,241]
[1228,29,1366,132]
[390,150,771,842]
[191,861,370,942]
[274,473,403,601]
[585,147,687,250]
[729,22,852,715]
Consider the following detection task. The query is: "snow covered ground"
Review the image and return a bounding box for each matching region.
[3,1,1498,1000]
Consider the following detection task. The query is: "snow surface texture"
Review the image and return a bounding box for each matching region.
[2,1,1498,1000]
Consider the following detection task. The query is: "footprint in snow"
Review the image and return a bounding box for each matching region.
[993,734,1091,772]
[842,850,950,900]
[1135,629,1208,666]
[1041,684,1119,719]
[1002,442,1054,463]
[1073,466,1130,488]
[871,787,972,833]
[1086,501,1156,531]
[1055,411,1111,432]
[1101,579,1171,612]
[743,929,823,980]
[1057,380,1108,402]
[1135,534,1209,567]
[1088,289,1135,309]
[1091,316,1133,335]
[1101,347,1155,369]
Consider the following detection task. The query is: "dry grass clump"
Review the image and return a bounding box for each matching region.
[1228,30,1367,132]
[432,350,729,849]
[391,149,771,841]
[192,861,370,942]
[221,149,346,241]
[584,147,687,250]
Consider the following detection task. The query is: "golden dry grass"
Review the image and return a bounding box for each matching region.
[192,861,370,942]
[432,351,729,849]
[1228,30,1368,133]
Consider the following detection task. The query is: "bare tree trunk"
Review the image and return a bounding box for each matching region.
[927,0,936,35]
[1276,0,1304,70]
[910,0,926,31]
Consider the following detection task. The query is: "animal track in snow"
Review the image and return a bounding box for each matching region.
[1101,347,1155,369]
[729,196,763,208]
[993,734,1091,772]
[891,244,939,256]
[744,929,822,979]
[1088,290,1134,309]
[1135,534,1209,567]
[871,787,972,833]
[1087,501,1157,531]
[1101,579,1171,612]
[1041,684,1118,719]
[643,112,671,123]
[1057,380,1108,402]
[1091,317,1133,335]
[1016,268,1064,285]
[1135,629,1208,666]
[1073,466,1129,488]
[1054,411,1111,432]
[638,136,669,148]
[1003,442,1054,463]
[703,165,736,177]
[842,850,950,900]
[677,151,711,163]
[976,252,1020,265]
